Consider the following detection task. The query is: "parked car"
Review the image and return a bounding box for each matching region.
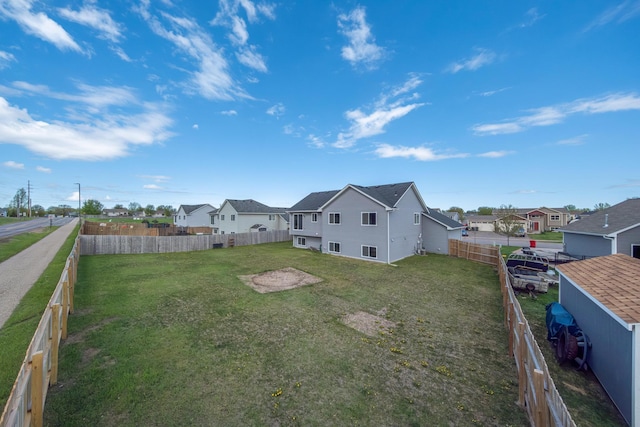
[462,229,468,237]
[515,227,526,237]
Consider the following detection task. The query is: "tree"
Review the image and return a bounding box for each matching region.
[128,202,141,214]
[31,204,45,217]
[113,204,125,209]
[564,204,576,212]
[144,204,155,216]
[157,205,174,216]
[594,202,610,211]
[494,204,524,246]
[82,199,104,215]
[58,204,73,216]
[447,206,465,221]
[477,206,494,215]
[10,188,27,217]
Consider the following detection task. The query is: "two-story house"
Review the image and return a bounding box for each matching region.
[288,182,433,264]
[174,204,216,228]
[210,199,289,234]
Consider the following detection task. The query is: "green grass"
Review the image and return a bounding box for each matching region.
[529,231,562,242]
[43,244,530,426]
[0,226,59,263]
[516,280,626,426]
[0,217,29,225]
[0,225,80,406]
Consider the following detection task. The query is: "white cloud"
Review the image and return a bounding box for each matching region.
[306,134,325,148]
[333,75,425,149]
[67,191,80,202]
[192,124,199,129]
[0,96,173,160]
[478,151,513,158]
[584,1,640,31]
[477,87,511,97]
[36,165,51,173]
[3,160,24,169]
[221,110,237,116]
[210,0,275,72]
[143,184,162,190]
[557,134,588,146]
[337,6,385,70]
[0,0,83,53]
[58,5,123,43]
[136,3,246,101]
[0,51,16,69]
[374,144,468,161]
[473,92,640,135]
[139,175,171,183]
[266,103,285,118]
[446,48,496,73]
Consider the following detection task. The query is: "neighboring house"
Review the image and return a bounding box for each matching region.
[517,207,573,233]
[288,182,435,264]
[102,208,129,217]
[174,204,216,228]
[0,208,7,217]
[434,209,461,223]
[421,209,466,255]
[210,199,289,234]
[466,215,498,232]
[152,210,166,218]
[557,254,640,426]
[559,198,640,259]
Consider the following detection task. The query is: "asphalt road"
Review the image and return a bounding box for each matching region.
[0,217,75,239]
[463,231,564,256]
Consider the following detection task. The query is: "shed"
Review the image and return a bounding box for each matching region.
[557,254,640,426]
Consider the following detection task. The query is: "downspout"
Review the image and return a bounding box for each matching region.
[387,210,391,264]
[603,235,616,254]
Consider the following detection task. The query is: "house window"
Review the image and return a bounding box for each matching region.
[311,213,318,222]
[231,215,236,221]
[296,237,306,247]
[361,212,377,226]
[414,213,421,225]
[210,216,215,225]
[328,241,341,253]
[269,214,275,221]
[293,214,303,230]
[362,245,377,259]
[550,215,560,221]
[329,212,341,225]
[221,215,225,220]
[174,215,177,222]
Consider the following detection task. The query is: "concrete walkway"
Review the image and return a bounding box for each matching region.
[0,218,79,329]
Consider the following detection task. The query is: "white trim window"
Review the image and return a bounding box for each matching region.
[414,213,421,225]
[296,237,306,247]
[361,245,377,259]
[221,214,225,220]
[328,212,341,225]
[361,212,377,226]
[293,214,303,231]
[328,241,341,253]
[311,213,318,222]
[269,214,275,221]
[550,215,560,221]
[231,214,236,221]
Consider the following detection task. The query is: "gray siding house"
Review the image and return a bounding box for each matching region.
[559,198,640,259]
[557,254,640,426]
[289,182,455,263]
[421,209,466,255]
[211,199,289,234]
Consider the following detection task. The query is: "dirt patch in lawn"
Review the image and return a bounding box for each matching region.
[238,267,322,293]
[341,310,396,337]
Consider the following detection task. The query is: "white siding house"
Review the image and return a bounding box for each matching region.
[174,204,216,228]
[211,199,289,235]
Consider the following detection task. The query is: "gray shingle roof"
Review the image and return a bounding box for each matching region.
[423,208,465,229]
[180,204,209,214]
[351,182,414,208]
[289,190,340,211]
[226,199,284,214]
[559,198,640,235]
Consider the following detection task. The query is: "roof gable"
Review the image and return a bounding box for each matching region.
[179,204,212,215]
[288,190,341,211]
[557,254,640,326]
[423,209,465,229]
[321,182,421,210]
[225,199,281,214]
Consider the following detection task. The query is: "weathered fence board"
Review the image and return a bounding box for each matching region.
[80,230,291,255]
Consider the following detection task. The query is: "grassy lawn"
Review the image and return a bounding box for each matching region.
[0,226,59,263]
[529,231,562,242]
[0,218,29,226]
[0,225,79,407]
[43,243,530,426]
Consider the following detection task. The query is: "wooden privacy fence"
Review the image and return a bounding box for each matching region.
[0,237,79,427]
[81,222,212,237]
[448,239,500,266]
[80,230,291,255]
[498,256,576,427]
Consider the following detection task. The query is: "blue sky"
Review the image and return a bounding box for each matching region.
[1,1,639,213]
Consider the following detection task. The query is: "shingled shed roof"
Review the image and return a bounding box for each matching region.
[557,254,640,326]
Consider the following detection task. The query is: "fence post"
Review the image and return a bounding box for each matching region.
[533,368,548,427]
[62,278,69,340]
[507,302,514,356]
[517,322,526,407]
[68,265,74,314]
[30,351,44,427]
[50,304,61,385]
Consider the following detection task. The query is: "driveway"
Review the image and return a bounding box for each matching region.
[0,218,79,329]
[462,231,563,256]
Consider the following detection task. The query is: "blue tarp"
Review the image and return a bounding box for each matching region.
[545,302,579,340]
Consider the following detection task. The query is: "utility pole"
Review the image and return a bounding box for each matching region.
[75,183,81,224]
[28,180,32,218]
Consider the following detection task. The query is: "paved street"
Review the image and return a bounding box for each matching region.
[463,231,564,257]
[0,217,75,240]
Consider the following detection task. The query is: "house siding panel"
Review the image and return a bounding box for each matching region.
[560,279,633,424]
[564,233,612,258]
[617,227,640,257]
[421,219,449,254]
[388,189,423,262]
[322,189,389,262]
